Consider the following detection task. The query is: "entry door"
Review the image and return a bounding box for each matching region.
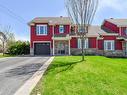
[58,43,65,55]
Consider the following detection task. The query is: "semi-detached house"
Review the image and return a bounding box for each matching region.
[28,17,127,57]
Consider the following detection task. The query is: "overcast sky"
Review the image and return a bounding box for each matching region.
[0,0,127,41]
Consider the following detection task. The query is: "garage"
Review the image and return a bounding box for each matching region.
[34,43,50,55]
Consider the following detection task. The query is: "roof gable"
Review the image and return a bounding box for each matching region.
[106,19,127,27]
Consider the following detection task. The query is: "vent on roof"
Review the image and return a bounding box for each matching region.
[49,20,52,23]
[60,16,63,18]
[110,18,114,19]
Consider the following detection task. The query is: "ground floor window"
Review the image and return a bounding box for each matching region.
[78,38,88,49]
[104,40,115,51]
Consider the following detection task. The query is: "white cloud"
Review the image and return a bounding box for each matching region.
[57,0,127,16]
[93,0,127,25]
[15,34,29,41]
[98,0,127,12]
[56,8,67,17]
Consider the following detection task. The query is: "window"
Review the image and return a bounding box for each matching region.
[36,25,47,35]
[104,40,115,51]
[59,25,64,33]
[124,28,127,35]
[78,28,84,33]
[78,38,88,49]
[78,26,85,33]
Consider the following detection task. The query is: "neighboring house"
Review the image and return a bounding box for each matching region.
[28,17,127,57]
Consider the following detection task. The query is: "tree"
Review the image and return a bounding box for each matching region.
[0,25,15,55]
[0,32,7,55]
[66,0,98,61]
[8,41,30,55]
[3,26,15,49]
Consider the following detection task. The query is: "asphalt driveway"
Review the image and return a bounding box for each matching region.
[0,56,50,95]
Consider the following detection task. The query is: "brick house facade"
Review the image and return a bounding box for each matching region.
[28,17,127,57]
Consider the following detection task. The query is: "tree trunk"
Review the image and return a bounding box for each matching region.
[81,37,85,61]
[3,42,4,56]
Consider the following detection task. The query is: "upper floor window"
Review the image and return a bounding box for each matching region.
[78,38,88,49]
[104,40,115,51]
[78,28,84,33]
[59,25,64,33]
[36,25,47,35]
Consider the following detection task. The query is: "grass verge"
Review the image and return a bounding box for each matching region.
[0,53,15,58]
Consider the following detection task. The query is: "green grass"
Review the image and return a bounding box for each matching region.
[31,56,127,95]
[0,53,15,58]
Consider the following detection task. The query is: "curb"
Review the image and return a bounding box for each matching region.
[14,56,54,95]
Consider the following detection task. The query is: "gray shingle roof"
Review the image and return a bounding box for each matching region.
[87,26,117,36]
[70,26,118,37]
[106,19,127,26]
[29,17,71,25]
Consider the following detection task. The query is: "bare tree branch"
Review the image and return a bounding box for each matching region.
[0,25,15,55]
[66,0,98,61]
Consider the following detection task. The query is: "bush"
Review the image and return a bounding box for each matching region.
[8,41,30,55]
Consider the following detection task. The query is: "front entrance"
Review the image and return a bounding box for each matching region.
[57,43,66,55]
[54,40,69,55]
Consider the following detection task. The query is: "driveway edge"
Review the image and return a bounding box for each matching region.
[14,56,54,95]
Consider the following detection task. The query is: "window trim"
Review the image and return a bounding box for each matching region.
[104,40,115,51]
[78,38,88,49]
[124,28,127,35]
[36,25,48,35]
[59,25,64,33]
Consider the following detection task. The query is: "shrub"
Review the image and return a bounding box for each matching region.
[8,41,30,55]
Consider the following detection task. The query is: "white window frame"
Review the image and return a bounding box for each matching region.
[59,25,64,33]
[78,38,88,49]
[36,25,48,35]
[104,40,115,51]
[126,42,127,51]
[124,28,127,35]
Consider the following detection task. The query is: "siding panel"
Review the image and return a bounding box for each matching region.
[70,37,77,48]
[89,37,97,48]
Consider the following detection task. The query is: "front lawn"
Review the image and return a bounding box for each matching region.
[31,56,127,95]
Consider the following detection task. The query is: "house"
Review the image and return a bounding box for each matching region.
[28,17,127,57]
